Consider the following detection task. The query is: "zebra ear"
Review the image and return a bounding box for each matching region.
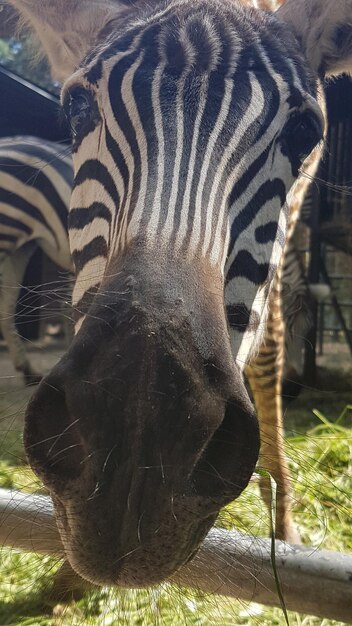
[277,0,352,77]
[6,0,124,81]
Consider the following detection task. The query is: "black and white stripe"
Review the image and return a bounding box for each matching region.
[0,136,72,382]
[62,0,322,364]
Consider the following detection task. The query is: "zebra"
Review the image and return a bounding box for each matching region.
[7,0,352,588]
[0,134,312,537]
[0,134,312,535]
[0,136,72,384]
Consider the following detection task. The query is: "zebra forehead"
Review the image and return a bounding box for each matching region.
[81,0,314,93]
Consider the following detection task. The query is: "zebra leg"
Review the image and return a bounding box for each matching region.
[0,245,42,386]
[245,276,301,544]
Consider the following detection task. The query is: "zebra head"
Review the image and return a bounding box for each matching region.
[10,0,352,586]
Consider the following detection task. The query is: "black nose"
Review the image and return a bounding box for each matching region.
[192,393,259,500]
[23,258,260,588]
[24,305,259,501]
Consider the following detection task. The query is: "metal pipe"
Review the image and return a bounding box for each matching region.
[1,488,352,622]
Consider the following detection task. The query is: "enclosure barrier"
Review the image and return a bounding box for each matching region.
[0,488,351,622]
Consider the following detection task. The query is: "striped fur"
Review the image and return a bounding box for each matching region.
[0,136,72,383]
[64,2,322,349]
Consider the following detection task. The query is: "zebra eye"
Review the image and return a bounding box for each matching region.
[64,87,94,138]
[282,111,323,164]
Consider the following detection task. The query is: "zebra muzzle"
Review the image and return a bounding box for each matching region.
[24,257,259,586]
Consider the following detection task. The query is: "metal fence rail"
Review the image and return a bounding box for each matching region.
[1,488,351,622]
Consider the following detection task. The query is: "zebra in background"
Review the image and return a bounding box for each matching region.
[0,136,72,384]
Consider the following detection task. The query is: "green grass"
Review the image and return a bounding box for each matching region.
[0,401,351,626]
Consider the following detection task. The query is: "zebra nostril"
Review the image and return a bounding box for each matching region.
[192,394,259,501]
[24,373,84,483]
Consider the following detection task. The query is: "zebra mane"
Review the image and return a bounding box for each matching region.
[277,0,352,77]
[3,0,126,80]
[5,0,352,82]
